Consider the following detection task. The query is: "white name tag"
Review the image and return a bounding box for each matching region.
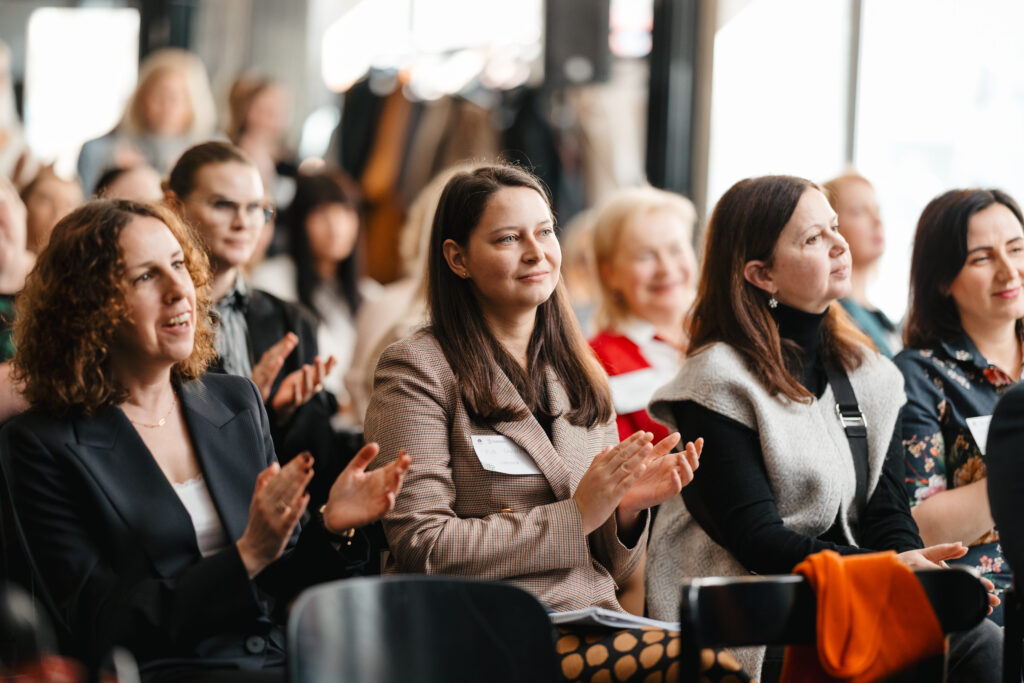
[966,415,992,455]
[607,367,665,415]
[471,435,542,475]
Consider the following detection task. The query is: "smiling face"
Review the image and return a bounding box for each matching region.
[444,186,560,323]
[602,208,697,326]
[115,216,197,375]
[180,161,266,271]
[750,188,852,314]
[949,202,1024,332]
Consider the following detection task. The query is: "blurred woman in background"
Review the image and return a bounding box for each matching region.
[823,172,901,357]
[77,48,216,194]
[588,186,698,442]
[251,167,377,404]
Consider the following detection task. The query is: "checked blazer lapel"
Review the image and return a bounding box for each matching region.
[488,364,573,500]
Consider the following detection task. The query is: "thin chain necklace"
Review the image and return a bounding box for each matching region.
[126,394,177,429]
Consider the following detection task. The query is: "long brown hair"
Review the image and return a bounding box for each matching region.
[13,200,216,416]
[905,188,1024,349]
[688,175,869,402]
[427,164,612,427]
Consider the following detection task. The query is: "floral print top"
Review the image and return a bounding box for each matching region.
[0,293,15,362]
[895,333,1020,625]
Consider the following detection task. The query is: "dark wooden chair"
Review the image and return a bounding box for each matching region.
[679,567,988,683]
[287,575,559,683]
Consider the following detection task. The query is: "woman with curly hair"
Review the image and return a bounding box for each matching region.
[896,188,1024,625]
[1,199,409,681]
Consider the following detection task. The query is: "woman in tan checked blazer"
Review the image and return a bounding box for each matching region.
[365,165,751,682]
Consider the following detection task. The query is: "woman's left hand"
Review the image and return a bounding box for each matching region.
[617,434,700,524]
[271,354,337,424]
[322,442,412,534]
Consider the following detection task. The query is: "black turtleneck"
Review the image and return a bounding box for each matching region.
[669,304,922,575]
[771,302,828,397]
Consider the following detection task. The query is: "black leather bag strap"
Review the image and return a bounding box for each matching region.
[825,361,868,516]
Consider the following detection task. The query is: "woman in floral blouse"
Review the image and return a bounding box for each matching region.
[897,188,1024,624]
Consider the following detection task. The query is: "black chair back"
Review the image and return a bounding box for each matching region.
[679,567,988,683]
[287,575,558,683]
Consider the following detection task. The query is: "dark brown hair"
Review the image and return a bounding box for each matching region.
[287,167,363,317]
[688,175,870,402]
[427,164,612,427]
[905,188,1024,348]
[165,141,253,199]
[12,200,216,416]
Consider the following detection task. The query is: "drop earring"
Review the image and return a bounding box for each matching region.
[768,294,779,309]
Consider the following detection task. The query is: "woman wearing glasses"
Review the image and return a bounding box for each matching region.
[165,143,339,497]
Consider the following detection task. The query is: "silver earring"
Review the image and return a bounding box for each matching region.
[768,294,779,309]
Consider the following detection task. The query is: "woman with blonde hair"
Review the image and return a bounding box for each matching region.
[588,185,698,442]
[77,48,217,194]
[822,171,901,357]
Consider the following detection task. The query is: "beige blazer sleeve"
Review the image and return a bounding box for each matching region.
[364,333,645,611]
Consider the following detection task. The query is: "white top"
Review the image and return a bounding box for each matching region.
[606,319,683,415]
[249,255,381,400]
[172,474,229,558]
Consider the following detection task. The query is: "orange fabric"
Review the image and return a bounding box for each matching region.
[780,550,946,683]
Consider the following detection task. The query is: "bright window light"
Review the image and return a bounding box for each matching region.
[706,0,851,212]
[23,7,139,177]
[855,0,1024,321]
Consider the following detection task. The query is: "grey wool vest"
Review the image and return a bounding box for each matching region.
[643,342,905,676]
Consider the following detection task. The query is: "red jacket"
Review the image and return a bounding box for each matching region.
[589,328,681,442]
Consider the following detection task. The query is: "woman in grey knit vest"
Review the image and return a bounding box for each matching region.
[644,175,1001,682]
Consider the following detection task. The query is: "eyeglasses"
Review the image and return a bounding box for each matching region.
[185,197,276,225]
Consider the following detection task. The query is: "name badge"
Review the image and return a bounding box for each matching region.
[966,415,992,455]
[471,435,542,476]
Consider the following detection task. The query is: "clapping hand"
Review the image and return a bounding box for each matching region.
[617,434,700,524]
[321,443,411,534]
[270,354,337,425]
[236,453,314,578]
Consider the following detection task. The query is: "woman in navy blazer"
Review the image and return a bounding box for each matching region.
[2,199,409,681]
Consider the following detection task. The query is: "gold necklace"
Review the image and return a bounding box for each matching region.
[126,394,177,429]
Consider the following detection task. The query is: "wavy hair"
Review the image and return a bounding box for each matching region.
[427,164,612,427]
[688,175,870,402]
[13,200,216,416]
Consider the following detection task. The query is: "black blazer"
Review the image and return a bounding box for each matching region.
[0,373,367,673]
[987,383,1024,576]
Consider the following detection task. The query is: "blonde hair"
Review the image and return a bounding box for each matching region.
[591,185,697,331]
[122,48,216,138]
[821,170,872,210]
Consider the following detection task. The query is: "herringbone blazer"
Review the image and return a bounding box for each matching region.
[364,331,645,612]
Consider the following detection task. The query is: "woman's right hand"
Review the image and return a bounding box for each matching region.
[573,431,654,534]
[236,453,314,579]
[897,542,967,569]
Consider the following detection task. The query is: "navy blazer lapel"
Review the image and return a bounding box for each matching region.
[178,379,264,543]
[489,364,573,500]
[70,405,199,579]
